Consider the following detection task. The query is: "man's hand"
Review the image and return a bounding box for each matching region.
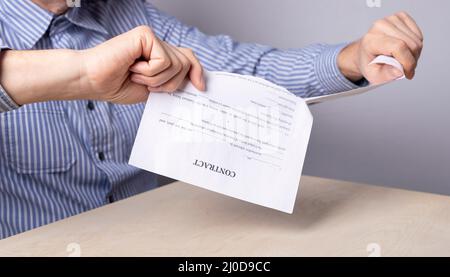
[0,26,205,106]
[82,26,205,104]
[338,12,423,85]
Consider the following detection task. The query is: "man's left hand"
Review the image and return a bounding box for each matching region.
[338,11,423,85]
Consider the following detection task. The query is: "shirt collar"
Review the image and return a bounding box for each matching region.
[0,0,54,49]
[0,0,109,49]
[65,2,109,36]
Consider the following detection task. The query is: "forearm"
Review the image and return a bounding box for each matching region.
[182,34,361,98]
[251,43,364,98]
[0,49,87,106]
[147,3,363,98]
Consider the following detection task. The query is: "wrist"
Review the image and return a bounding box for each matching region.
[72,49,93,100]
[0,49,86,105]
[54,49,89,101]
[338,41,364,82]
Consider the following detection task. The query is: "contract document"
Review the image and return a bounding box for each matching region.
[129,56,404,213]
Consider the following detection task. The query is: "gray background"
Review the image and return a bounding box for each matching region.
[152,0,450,195]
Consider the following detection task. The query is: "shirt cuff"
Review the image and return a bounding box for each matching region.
[314,43,368,96]
[0,84,20,112]
[0,48,20,113]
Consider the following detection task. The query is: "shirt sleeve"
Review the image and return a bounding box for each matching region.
[0,45,20,113]
[144,3,365,98]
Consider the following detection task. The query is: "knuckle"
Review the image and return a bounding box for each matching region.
[387,15,399,22]
[396,11,408,18]
[417,40,424,50]
[177,50,192,65]
[181,58,191,69]
[419,32,424,41]
[361,33,376,47]
[160,58,172,70]
[360,34,370,44]
[179,48,198,62]
[136,25,154,36]
[174,61,183,73]
[394,40,408,51]
[411,42,421,53]
[372,19,386,30]
[184,48,195,56]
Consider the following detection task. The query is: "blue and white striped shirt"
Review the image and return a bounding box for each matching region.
[0,0,361,239]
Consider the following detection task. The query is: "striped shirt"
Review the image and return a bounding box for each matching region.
[0,0,361,239]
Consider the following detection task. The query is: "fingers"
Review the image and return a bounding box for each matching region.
[396,11,424,42]
[145,38,173,76]
[177,48,205,91]
[384,16,423,59]
[130,26,188,89]
[365,33,417,79]
[133,26,171,76]
[157,44,192,92]
[152,44,192,93]
[131,45,184,88]
[91,25,203,105]
[129,39,180,83]
[130,42,205,93]
[388,15,422,45]
[367,12,423,80]
[130,44,189,92]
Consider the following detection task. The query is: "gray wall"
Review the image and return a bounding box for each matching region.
[151,0,450,195]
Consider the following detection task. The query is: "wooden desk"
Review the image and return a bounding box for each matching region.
[1,176,449,257]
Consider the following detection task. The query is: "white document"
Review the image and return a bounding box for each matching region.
[129,72,313,213]
[129,55,404,214]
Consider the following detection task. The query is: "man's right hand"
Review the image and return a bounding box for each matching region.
[81,26,205,104]
[0,26,205,106]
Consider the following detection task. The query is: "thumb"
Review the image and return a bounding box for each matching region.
[147,38,172,76]
[130,26,171,76]
[178,48,206,91]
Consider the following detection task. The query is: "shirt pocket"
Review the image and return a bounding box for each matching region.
[1,105,76,174]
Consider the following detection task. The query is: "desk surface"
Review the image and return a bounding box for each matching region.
[1,176,449,257]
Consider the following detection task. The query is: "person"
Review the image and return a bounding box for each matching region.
[0,0,423,239]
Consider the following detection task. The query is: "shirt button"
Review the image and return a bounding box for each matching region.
[87,101,95,111]
[98,152,106,161]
